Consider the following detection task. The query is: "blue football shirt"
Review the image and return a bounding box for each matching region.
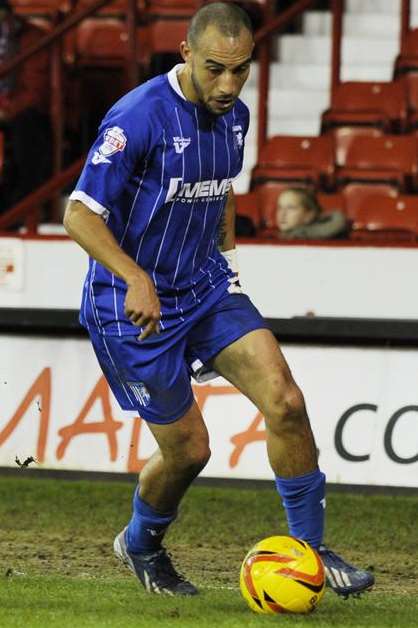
[70,64,249,335]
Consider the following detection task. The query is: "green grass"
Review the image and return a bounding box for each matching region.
[0,477,417,627]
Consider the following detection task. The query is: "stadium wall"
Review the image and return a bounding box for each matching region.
[1,236,418,318]
[0,334,417,488]
[0,237,417,488]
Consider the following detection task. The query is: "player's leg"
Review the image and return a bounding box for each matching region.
[115,400,208,596]
[212,327,374,597]
[89,330,206,595]
[125,399,210,552]
[212,328,324,543]
[213,328,317,475]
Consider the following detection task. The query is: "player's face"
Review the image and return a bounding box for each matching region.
[277,191,315,232]
[181,25,253,116]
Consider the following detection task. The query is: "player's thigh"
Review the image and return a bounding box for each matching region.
[212,328,303,415]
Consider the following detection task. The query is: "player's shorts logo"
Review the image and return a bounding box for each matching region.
[127,381,151,407]
[92,126,127,165]
[173,136,191,154]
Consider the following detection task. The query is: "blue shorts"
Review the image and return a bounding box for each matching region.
[89,292,268,424]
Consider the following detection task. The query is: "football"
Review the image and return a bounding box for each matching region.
[239,535,326,614]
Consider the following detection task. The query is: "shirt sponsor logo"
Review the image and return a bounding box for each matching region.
[165,177,233,203]
[173,136,191,154]
[92,126,127,165]
[127,381,151,407]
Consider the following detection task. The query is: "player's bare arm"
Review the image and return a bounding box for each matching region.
[218,187,236,251]
[63,200,160,339]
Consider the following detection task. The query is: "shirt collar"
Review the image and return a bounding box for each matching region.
[167,64,187,101]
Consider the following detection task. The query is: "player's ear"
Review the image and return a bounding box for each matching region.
[180,40,192,64]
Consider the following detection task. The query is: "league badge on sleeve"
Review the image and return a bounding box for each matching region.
[232,125,244,151]
[92,126,128,165]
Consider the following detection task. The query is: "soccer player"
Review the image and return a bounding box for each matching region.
[64,2,374,599]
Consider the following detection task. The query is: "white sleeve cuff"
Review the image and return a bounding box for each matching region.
[69,190,109,217]
[221,248,239,274]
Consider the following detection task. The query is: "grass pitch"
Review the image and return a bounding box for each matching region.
[0,476,417,627]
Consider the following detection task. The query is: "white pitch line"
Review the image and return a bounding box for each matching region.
[198,584,239,591]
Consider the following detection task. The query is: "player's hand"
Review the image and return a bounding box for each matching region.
[124,271,161,340]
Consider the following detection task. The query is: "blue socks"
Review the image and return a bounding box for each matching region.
[125,487,177,555]
[275,469,326,549]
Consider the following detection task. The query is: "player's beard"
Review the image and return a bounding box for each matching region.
[191,70,235,117]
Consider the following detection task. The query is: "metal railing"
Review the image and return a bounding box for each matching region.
[0,0,347,232]
[0,0,138,231]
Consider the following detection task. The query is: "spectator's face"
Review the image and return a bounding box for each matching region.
[181,25,253,116]
[277,191,315,232]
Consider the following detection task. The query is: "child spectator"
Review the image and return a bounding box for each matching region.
[277,187,349,239]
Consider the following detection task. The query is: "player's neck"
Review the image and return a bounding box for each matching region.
[177,65,199,104]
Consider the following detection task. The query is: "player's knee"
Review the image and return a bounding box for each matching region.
[180,442,211,477]
[165,429,211,476]
[265,384,307,435]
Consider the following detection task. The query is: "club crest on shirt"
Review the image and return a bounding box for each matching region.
[92,126,127,165]
[173,136,191,154]
[127,381,151,407]
[232,124,244,150]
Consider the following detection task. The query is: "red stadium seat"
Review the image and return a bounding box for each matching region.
[321,81,408,133]
[65,18,127,66]
[343,183,398,221]
[317,192,345,216]
[329,126,384,168]
[251,135,335,189]
[138,19,188,56]
[396,74,418,130]
[76,0,195,18]
[11,0,70,15]
[235,191,261,229]
[65,17,188,68]
[394,28,418,75]
[75,1,146,17]
[144,0,200,17]
[336,135,418,191]
[351,195,418,242]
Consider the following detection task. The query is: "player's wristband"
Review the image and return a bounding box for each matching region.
[221,248,239,274]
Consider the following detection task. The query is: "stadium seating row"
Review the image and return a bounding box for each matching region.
[252,133,418,193]
[12,1,270,70]
[236,185,418,242]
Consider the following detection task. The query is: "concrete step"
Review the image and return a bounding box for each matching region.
[267,117,321,136]
[241,86,329,117]
[346,0,418,14]
[246,62,393,90]
[277,35,398,65]
[303,11,400,37]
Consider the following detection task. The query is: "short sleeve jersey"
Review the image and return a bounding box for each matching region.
[70,64,249,335]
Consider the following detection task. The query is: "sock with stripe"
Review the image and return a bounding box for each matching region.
[125,486,177,555]
[275,469,326,549]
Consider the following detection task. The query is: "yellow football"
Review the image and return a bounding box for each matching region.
[240,535,326,614]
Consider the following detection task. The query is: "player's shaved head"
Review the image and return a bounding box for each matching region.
[179,2,253,115]
[187,2,253,49]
